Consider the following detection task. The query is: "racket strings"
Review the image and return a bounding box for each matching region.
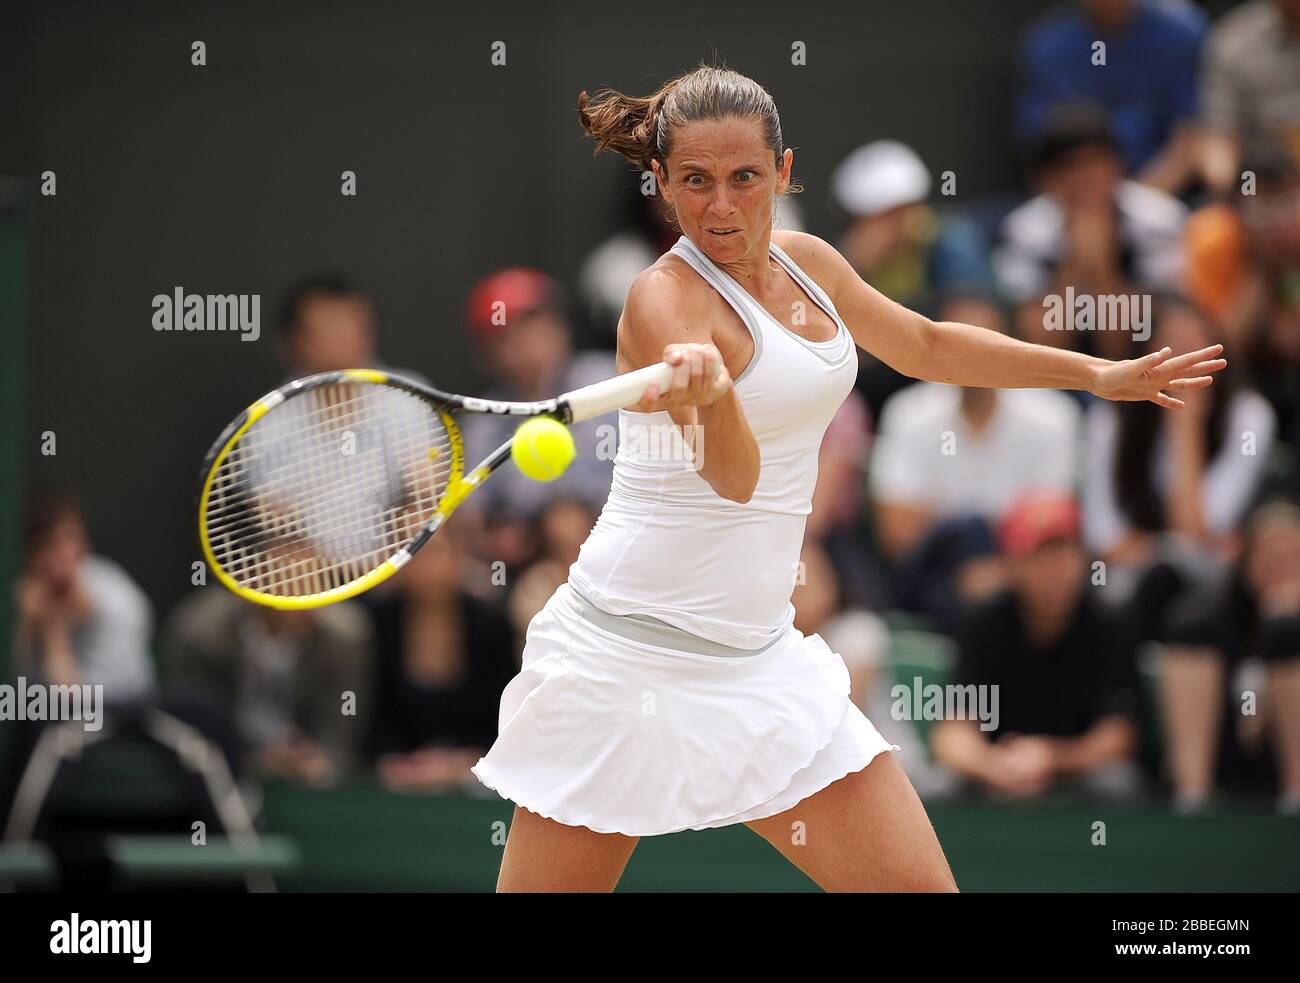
[205,382,454,597]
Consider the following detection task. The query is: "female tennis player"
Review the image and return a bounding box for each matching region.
[470,65,1226,892]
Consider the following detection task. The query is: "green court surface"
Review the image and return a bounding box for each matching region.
[260,781,1300,892]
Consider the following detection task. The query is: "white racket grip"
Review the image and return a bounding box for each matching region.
[561,361,675,423]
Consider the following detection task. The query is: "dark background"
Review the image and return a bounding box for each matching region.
[3,0,1048,625]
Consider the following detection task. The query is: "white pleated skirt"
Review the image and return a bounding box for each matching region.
[471,581,897,836]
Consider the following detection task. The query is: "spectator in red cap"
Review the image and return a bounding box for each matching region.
[460,267,617,574]
[931,491,1144,801]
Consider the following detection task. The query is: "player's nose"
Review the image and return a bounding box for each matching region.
[707,188,738,217]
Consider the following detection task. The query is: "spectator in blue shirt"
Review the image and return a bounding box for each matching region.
[1016,0,1207,194]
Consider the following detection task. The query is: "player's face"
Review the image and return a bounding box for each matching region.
[655,118,792,265]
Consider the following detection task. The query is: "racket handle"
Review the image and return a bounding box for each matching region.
[562,361,675,423]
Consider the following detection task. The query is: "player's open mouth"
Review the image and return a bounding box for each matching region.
[707,228,740,237]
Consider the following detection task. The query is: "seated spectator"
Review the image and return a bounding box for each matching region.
[931,492,1143,800]
[506,496,598,643]
[276,272,397,378]
[1255,283,1300,455]
[13,489,154,705]
[161,588,373,785]
[994,103,1187,355]
[869,292,1080,629]
[1185,150,1300,451]
[1159,499,1300,814]
[366,522,517,793]
[460,268,617,572]
[1199,0,1300,196]
[1082,296,1276,635]
[4,490,163,858]
[1015,0,1206,193]
[831,140,998,416]
[1185,148,1300,348]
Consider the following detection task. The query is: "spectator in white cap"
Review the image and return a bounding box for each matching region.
[832,140,998,416]
[833,141,934,306]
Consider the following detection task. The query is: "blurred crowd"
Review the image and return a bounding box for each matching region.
[6,0,1300,839]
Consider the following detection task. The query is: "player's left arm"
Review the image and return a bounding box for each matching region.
[774,230,1226,408]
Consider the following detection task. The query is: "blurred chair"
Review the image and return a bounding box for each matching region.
[2,706,292,891]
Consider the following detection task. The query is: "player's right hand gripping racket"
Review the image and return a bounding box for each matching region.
[197,362,673,610]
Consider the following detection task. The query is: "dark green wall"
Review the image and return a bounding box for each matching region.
[0,181,30,696]
[4,0,1049,623]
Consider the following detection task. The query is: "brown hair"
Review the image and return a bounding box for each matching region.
[577,65,793,186]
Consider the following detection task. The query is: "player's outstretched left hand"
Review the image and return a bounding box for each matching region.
[1091,343,1227,410]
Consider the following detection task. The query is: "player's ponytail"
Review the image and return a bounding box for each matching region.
[578,65,789,181]
[577,78,682,172]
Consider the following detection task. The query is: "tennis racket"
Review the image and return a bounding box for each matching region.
[197,362,673,610]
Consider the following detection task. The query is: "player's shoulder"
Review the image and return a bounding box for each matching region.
[771,229,842,270]
[772,230,852,294]
[616,253,719,364]
[624,251,711,322]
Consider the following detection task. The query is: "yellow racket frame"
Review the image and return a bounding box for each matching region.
[197,369,482,610]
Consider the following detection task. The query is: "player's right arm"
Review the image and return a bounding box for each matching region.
[616,266,760,503]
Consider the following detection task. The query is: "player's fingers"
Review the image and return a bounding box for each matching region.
[671,350,692,394]
[1152,391,1185,409]
[674,349,698,402]
[1136,346,1172,375]
[1172,358,1227,378]
[689,346,718,399]
[1166,375,1215,391]
[688,346,706,385]
[701,346,722,389]
[708,350,727,394]
[1160,344,1225,376]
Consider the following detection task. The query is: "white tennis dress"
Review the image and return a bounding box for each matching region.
[471,234,896,836]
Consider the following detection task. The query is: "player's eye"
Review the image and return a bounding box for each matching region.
[735,170,756,183]
[685,174,707,186]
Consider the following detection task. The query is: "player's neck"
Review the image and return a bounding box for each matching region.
[714,233,778,294]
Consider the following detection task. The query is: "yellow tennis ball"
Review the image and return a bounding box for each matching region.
[511,417,576,482]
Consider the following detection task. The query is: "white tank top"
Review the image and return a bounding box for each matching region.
[567,234,859,649]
